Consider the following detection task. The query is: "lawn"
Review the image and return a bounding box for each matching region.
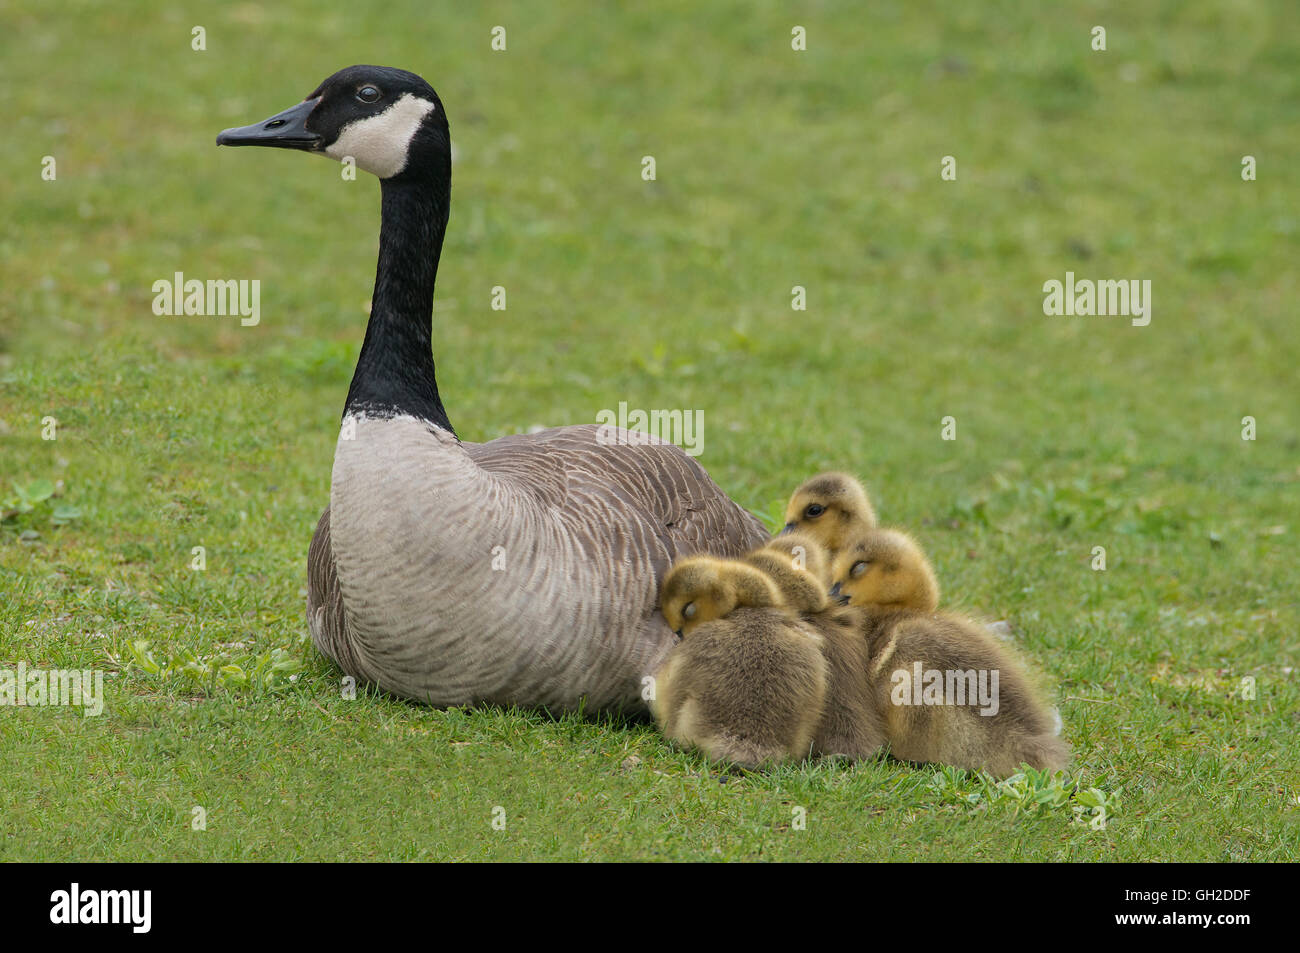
[1,0,1297,861]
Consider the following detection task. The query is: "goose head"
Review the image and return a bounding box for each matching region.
[828,528,939,612]
[216,65,449,181]
[781,471,878,553]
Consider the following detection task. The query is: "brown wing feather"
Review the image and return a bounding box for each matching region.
[464,424,768,565]
[306,505,362,679]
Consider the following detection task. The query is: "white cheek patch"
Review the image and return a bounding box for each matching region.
[324,93,436,179]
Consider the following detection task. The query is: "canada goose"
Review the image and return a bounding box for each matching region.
[217,66,767,710]
[829,541,1068,776]
[827,528,940,612]
[659,555,782,637]
[782,472,878,554]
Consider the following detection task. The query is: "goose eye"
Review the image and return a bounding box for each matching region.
[850,561,869,578]
[682,602,697,620]
[357,85,382,103]
[805,503,825,518]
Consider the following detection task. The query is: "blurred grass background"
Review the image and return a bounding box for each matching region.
[0,0,1296,860]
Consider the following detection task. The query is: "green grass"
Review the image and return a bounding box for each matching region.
[1,0,1297,861]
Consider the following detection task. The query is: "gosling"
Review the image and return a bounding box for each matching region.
[653,559,828,768]
[782,472,879,555]
[830,533,1069,777]
[747,533,887,761]
[744,532,832,612]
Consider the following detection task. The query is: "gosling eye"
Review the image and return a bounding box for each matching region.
[850,560,869,578]
[357,85,382,103]
[804,503,826,519]
[682,602,697,620]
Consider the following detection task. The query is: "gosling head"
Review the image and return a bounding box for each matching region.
[760,532,832,585]
[782,472,878,553]
[744,533,832,613]
[217,65,449,182]
[828,529,939,612]
[660,556,782,637]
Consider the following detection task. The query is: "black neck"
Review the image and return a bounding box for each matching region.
[344,173,454,433]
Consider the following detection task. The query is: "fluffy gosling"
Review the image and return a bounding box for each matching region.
[829,534,1068,776]
[782,472,879,555]
[654,558,828,768]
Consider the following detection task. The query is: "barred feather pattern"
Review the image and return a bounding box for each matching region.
[307,417,768,711]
